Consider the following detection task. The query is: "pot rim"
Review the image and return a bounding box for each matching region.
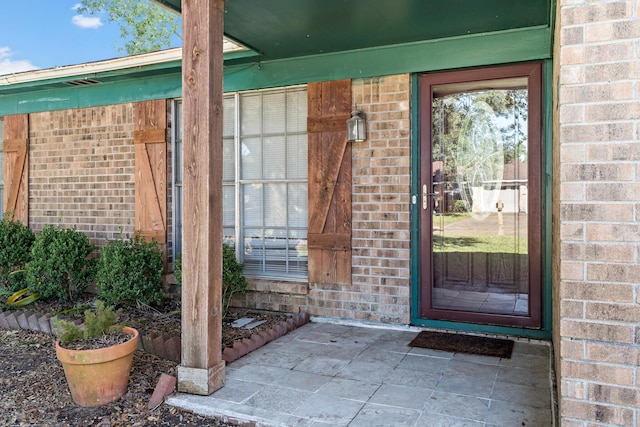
[55,326,139,364]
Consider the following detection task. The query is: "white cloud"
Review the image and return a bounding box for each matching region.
[71,3,82,11]
[72,14,103,29]
[0,47,39,76]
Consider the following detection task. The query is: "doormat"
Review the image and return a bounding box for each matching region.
[409,331,514,358]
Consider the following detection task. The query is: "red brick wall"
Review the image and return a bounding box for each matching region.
[236,76,412,323]
[24,82,413,324]
[305,75,412,323]
[28,104,136,245]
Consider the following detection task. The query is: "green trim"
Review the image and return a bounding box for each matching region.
[411,318,551,340]
[410,73,422,324]
[0,72,182,115]
[224,50,261,65]
[0,25,551,115]
[549,0,557,56]
[224,26,551,92]
[409,60,554,340]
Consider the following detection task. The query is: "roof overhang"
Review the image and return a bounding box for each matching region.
[154,0,552,65]
[0,0,554,116]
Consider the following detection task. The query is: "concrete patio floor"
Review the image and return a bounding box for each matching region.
[167,321,554,427]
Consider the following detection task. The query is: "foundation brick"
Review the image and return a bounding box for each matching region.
[560,320,634,344]
[560,339,585,360]
[560,282,635,303]
[586,343,640,366]
[563,360,634,387]
[588,383,640,408]
[562,400,634,426]
[562,379,586,399]
[585,302,640,323]
[561,243,634,263]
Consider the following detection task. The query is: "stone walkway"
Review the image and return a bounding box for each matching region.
[168,321,554,427]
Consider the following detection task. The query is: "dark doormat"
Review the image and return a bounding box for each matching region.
[409,331,514,358]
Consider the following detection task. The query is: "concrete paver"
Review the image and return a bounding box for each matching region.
[167,321,553,427]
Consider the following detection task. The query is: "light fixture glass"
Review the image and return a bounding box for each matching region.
[347,110,366,142]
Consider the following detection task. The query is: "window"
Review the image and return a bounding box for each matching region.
[0,117,3,215]
[173,86,309,279]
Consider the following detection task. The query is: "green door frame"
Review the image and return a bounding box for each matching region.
[410,60,553,340]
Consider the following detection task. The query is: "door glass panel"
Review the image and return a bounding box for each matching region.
[431,79,529,317]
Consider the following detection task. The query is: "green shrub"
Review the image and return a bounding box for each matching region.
[222,244,248,315]
[174,253,181,285]
[96,233,164,307]
[453,199,469,213]
[25,225,97,302]
[54,301,123,345]
[0,213,36,291]
[174,243,248,316]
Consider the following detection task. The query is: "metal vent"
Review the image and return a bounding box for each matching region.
[63,78,102,87]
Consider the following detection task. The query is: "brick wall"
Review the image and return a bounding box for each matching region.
[239,76,412,323]
[557,1,640,425]
[305,75,412,323]
[28,104,136,245]
[26,81,413,323]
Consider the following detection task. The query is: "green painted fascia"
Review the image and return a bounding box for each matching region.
[224,26,551,92]
[223,50,261,65]
[0,25,551,115]
[0,72,182,115]
[408,61,554,341]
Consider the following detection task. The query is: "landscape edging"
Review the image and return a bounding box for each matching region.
[0,310,311,365]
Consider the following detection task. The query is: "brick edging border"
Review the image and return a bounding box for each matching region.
[0,310,311,365]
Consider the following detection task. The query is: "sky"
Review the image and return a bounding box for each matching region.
[0,1,179,76]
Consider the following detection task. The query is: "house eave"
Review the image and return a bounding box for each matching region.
[0,48,183,88]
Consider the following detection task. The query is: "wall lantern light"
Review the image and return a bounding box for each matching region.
[347,110,366,142]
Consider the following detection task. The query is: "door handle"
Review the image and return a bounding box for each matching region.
[422,185,437,210]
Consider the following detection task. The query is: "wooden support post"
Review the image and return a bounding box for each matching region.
[178,0,225,395]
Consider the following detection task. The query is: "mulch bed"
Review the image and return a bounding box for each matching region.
[0,328,232,426]
[409,330,514,358]
[0,297,308,426]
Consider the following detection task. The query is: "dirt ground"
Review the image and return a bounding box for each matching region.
[0,301,289,427]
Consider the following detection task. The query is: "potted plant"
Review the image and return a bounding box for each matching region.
[53,301,139,407]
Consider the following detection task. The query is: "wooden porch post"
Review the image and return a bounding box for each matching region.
[178,0,225,395]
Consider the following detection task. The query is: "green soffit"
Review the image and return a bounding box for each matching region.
[1,0,554,115]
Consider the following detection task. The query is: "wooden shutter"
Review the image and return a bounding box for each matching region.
[134,100,167,245]
[3,114,29,225]
[307,80,352,285]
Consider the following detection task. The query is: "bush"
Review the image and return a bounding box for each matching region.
[221,244,248,315]
[54,301,123,345]
[0,213,35,291]
[25,225,97,302]
[96,233,164,307]
[452,199,469,213]
[174,243,248,316]
[173,253,181,286]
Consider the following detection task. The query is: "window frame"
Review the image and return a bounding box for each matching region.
[172,85,309,280]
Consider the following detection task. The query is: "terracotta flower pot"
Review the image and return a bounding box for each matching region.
[55,327,139,407]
